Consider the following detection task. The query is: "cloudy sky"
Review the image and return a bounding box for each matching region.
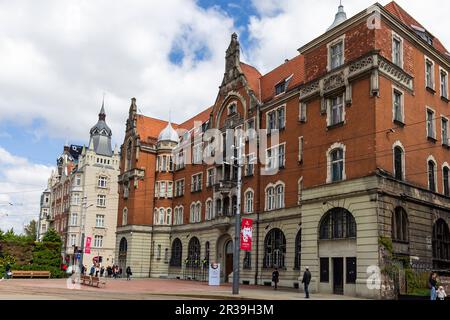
[0,0,449,233]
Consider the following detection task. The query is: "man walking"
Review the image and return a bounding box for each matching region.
[302,266,312,299]
[272,268,280,290]
[126,266,132,281]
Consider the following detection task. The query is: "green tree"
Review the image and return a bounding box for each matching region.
[42,228,61,243]
[24,220,38,240]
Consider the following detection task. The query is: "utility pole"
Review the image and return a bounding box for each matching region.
[232,131,243,295]
[79,198,93,272]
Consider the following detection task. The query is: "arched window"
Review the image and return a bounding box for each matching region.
[170,238,182,267]
[330,148,344,182]
[196,203,201,222]
[206,200,213,220]
[215,198,222,216]
[187,237,201,268]
[174,207,183,225]
[263,228,286,268]
[443,166,449,196]
[190,204,195,223]
[266,187,275,211]
[294,229,302,270]
[394,146,404,180]
[319,208,356,240]
[122,207,128,226]
[245,190,254,214]
[428,159,437,192]
[159,208,165,225]
[223,197,230,216]
[166,208,172,225]
[275,184,284,209]
[154,209,158,225]
[391,207,408,242]
[204,241,210,266]
[432,219,450,269]
[119,237,128,253]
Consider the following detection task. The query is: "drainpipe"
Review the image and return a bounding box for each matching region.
[148,229,154,278]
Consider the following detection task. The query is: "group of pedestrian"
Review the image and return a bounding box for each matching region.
[272,266,311,298]
[429,272,447,301]
[77,263,132,280]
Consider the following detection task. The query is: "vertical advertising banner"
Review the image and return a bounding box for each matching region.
[85,236,92,254]
[208,263,221,286]
[240,218,253,251]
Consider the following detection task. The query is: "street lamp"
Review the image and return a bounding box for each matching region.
[78,199,94,271]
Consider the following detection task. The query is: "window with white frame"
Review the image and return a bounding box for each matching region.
[167,181,173,198]
[71,193,80,205]
[266,183,284,211]
[392,32,403,68]
[70,234,77,246]
[425,57,435,90]
[122,207,128,226]
[267,106,286,131]
[266,187,275,211]
[193,143,203,164]
[191,173,202,192]
[94,235,103,248]
[174,207,184,225]
[393,142,405,181]
[267,144,285,170]
[166,208,172,225]
[96,214,105,228]
[207,168,215,187]
[159,208,165,225]
[298,177,303,205]
[328,37,344,70]
[175,149,185,170]
[328,94,344,126]
[245,190,254,214]
[298,136,304,163]
[98,176,107,188]
[75,175,81,186]
[245,154,256,176]
[245,118,256,141]
[206,200,213,220]
[70,213,78,226]
[175,179,185,197]
[443,165,450,197]
[275,184,284,209]
[442,117,449,146]
[393,88,404,123]
[159,181,167,198]
[428,157,437,192]
[441,69,449,99]
[299,102,307,123]
[97,195,106,207]
[327,143,346,183]
[427,108,436,139]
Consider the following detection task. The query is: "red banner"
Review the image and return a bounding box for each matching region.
[85,236,92,254]
[240,218,253,251]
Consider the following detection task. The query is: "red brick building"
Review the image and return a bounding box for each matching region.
[115,2,450,298]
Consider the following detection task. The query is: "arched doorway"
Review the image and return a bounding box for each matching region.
[118,237,128,272]
[318,208,357,295]
[224,240,233,283]
[187,237,201,280]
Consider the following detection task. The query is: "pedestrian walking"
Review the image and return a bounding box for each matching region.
[89,264,95,277]
[100,266,105,277]
[272,268,280,290]
[437,286,447,301]
[302,266,312,299]
[126,266,132,281]
[4,263,12,279]
[429,272,438,300]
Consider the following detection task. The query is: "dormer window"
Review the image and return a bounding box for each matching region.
[275,81,287,96]
[328,36,345,70]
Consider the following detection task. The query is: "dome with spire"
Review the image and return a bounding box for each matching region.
[327,2,347,31]
[158,122,179,143]
[89,102,113,157]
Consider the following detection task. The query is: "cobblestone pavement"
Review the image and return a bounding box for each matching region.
[0,278,365,300]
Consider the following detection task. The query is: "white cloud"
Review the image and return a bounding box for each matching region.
[0,146,53,234]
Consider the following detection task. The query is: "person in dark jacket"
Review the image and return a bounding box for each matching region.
[4,263,11,279]
[126,266,132,281]
[429,272,438,300]
[272,268,280,290]
[302,266,312,298]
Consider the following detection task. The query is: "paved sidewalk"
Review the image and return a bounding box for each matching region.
[0,278,365,300]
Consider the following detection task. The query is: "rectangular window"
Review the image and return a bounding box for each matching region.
[207,168,215,187]
[75,176,81,186]
[275,81,286,95]
[175,179,185,197]
[393,90,404,123]
[245,154,255,176]
[425,58,435,90]
[245,118,256,141]
[346,257,357,284]
[97,195,106,207]
[299,102,307,123]
[159,181,166,198]
[72,193,80,205]
[330,40,344,70]
[70,213,78,226]
[329,95,344,126]
[167,181,173,198]
[441,70,449,99]
[427,108,436,139]
[191,173,202,192]
[94,235,103,248]
[98,176,107,188]
[193,143,203,164]
[298,136,304,163]
[320,257,329,283]
[267,106,285,132]
[442,117,449,146]
[70,234,77,246]
[392,34,403,67]
[277,107,285,130]
[267,144,285,170]
[96,214,105,228]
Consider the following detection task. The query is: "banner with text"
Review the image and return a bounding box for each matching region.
[85,236,92,254]
[240,218,253,251]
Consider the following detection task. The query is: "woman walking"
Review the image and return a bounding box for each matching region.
[126,266,132,281]
[429,272,438,300]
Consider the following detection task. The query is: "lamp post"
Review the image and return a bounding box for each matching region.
[232,132,244,295]
[79,198,93,271]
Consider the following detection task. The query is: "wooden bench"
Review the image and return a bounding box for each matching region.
[79,275,105,287]
[11,271,51,279]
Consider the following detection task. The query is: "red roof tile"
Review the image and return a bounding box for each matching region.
[260,54,305,102]
[136,115,177,141]
[240,62,262,97]
[178,106,213,131]
[384,1,449,55]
